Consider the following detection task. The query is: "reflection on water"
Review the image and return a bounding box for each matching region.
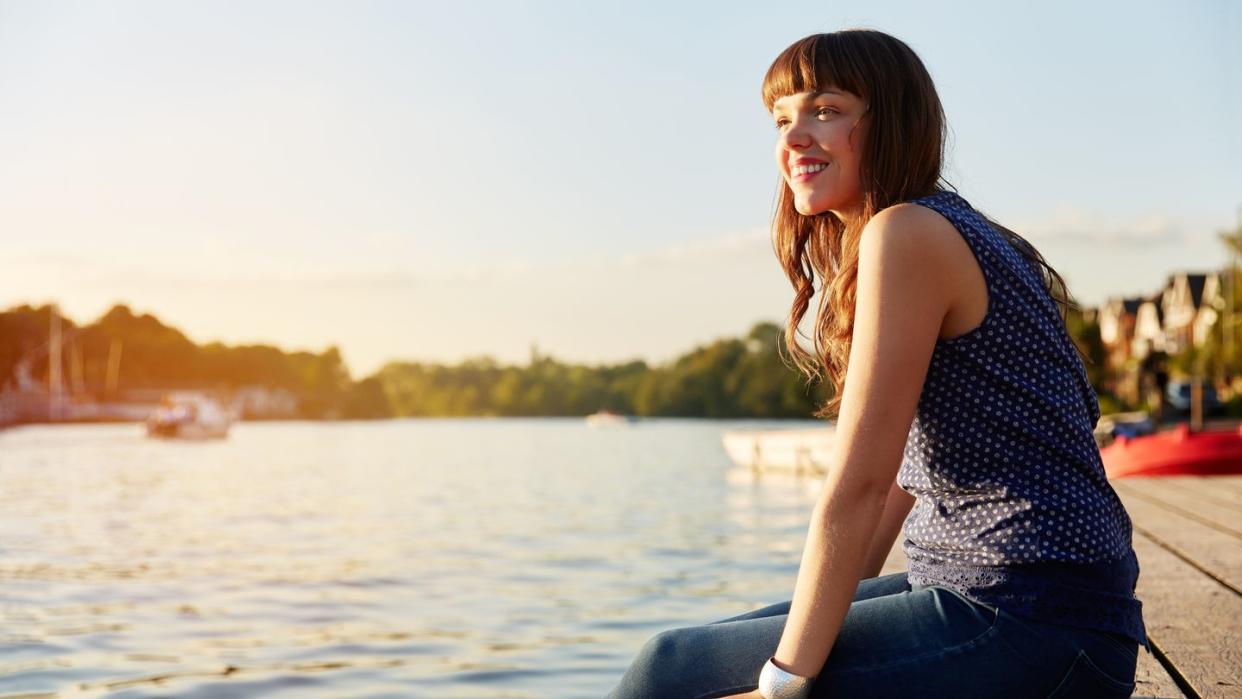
[0,418,826,698]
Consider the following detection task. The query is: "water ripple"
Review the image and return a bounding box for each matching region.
[0,419,824,697]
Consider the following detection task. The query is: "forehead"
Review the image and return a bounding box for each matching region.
[772,88,855,112]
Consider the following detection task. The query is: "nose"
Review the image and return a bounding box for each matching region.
[779,117,812,151]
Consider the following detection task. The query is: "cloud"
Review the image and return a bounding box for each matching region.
[618,228,769,268]
[1014,206,1188,244]
[1,252,418,289]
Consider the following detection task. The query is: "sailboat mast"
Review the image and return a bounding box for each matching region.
[48,304,63,421]
[106,337,123,399]
[1228,207,1239,385]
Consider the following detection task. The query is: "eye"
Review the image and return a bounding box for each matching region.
[774,117,790,130]
[816,106,840,119]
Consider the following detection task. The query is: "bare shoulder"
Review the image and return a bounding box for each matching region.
[858,201,966,277]
[861,200,988,340]
[861,202,961,255]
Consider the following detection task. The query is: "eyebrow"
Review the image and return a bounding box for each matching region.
[773,89,848,112]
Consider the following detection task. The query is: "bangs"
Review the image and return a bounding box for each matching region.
[762,33,869,111]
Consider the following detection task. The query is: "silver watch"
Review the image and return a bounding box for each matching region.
[757,656,814,699]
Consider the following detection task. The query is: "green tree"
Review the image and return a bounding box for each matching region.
[1065,307,1108,393]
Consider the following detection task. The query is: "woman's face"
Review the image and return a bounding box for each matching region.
[771,88,869,220]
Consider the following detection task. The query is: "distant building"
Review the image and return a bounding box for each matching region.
[1162,272,1221,355]
[1132,293,1167,360]
[1095,268,1231,405]
[1099,270,1226,363]
[1192,273,1226,349]
[1098,296,1143,368]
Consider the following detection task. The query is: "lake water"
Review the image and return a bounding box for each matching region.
[0,418,831,698]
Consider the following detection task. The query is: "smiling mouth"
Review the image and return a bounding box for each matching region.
[791,162,829,181]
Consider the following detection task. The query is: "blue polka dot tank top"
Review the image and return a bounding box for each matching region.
[895,190,1149,651]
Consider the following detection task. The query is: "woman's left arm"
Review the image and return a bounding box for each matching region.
[729,205,962,693]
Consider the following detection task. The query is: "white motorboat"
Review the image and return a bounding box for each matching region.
[585,409,638,427]
[146,392,233,440]
[721,426,835,475]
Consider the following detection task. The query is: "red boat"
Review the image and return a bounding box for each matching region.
[1100,423,1242,478]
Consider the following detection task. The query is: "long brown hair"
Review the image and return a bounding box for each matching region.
[763,30,1074,419]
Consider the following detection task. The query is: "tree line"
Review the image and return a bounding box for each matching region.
[0,304,831,420]
[8,282,1237,422]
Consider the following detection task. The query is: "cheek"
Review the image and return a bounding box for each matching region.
[847,122,868,155]
[773,146,788,178]
[836,133,865,182]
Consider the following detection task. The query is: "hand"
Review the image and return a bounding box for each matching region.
[715,691,763,699]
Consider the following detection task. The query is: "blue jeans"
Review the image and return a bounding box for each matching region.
[608,571,1139,698]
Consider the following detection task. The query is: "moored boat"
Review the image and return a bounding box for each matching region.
[721,426,835,475]
[146,392,233,440]
[585,409,638,427]
[1100,423,1242,478]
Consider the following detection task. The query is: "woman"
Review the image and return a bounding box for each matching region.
[609,29,1147,699]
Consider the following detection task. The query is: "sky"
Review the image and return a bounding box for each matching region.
[1,1,1239,377]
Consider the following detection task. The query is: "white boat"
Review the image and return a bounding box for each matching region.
[585,409,637,427]
[721,426,835,475]
[146,392,233,440]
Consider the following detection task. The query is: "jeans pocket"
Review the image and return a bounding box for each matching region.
[1046,649,1136,698]
[925,585,1000,629]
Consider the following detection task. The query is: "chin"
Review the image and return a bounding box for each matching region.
[794,195,830,217]
[795,187,863,219]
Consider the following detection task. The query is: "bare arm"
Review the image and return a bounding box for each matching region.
[860,480,915,579]
[769,204,959,680]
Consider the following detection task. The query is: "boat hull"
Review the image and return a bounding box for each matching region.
[146,421,230,440]
[1100,424,1242,478]
[721,427,834,474]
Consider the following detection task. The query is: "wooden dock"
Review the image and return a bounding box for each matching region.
[876,474,1242,698]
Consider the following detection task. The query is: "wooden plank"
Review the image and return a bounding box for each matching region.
[1115,477,1242,538]
[1133,647,1188,698]
[1152,476,1242,511]
[1112,485,1242,594]
[1158,474,1242,502]
[1131,527,1242,697]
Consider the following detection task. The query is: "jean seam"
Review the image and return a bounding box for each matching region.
[1093,630,1138,656]
[1059,650,1136,694]
[1082,649,1136,689]
[990,610,1058,674]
